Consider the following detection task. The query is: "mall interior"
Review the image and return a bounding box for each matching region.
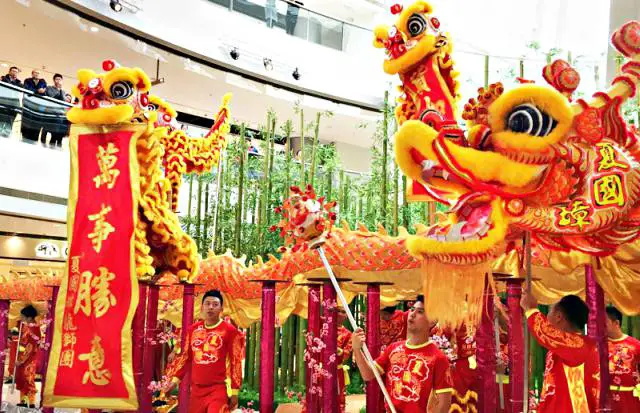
[0,0,639,412]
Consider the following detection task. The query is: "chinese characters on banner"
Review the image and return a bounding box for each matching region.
[44,125,141,410]
[555,141,630,231]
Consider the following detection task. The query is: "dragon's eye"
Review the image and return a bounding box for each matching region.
[148,103,158,111]
[507,104,557,137]
[110,81,134,100]
[407,14,427,37]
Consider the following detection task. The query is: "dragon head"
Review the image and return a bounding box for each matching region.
[373,1,449,75]
[67,59,152,125]
[395,21,640,264]
[148,94,179,130]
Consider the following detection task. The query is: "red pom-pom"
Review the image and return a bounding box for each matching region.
[269,225,278,232]
[430,17,440,29]
[102,59,117,71]
[139,93,149,107]
[390,4,403,14]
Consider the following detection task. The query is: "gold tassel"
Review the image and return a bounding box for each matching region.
[422,259,491,330]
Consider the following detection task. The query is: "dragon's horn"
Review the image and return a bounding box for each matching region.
[573,21,640,115]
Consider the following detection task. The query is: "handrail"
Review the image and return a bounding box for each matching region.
[0,81,74,108]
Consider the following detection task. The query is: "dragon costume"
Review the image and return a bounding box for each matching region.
[380,2,640,327]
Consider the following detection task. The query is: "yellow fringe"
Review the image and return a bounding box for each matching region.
[422,259,491,329]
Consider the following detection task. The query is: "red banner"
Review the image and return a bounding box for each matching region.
[44,125,141,409]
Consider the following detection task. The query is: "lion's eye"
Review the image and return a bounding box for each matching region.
[507,104,557,137]
[110,81,134,100]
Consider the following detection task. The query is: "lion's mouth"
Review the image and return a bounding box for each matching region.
[422,193,494,242]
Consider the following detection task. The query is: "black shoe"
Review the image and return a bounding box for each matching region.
[16,403,27,407]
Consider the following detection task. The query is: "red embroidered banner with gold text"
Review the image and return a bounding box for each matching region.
[44,124,141,410]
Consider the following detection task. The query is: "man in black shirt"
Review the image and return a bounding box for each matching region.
[0,66,22,137]
[1,66,22,87]
[23,70,46,95]
[42,73,70,147]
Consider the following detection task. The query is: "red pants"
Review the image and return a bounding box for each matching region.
[611,389,640,413]
[188,383,230,413]
[16,361,37,405]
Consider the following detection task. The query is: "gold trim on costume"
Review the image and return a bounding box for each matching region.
[205,319,223,329]
[608,334,628,343]
[405,340,433,349]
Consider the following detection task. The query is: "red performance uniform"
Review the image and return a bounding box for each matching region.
[526,309,600,413]
[608,334,640,413]
[8,334,18,377]
[375,340,454,413]
[380,310,408,352]
[337,326,353,413]
[449,326,479,413]
[15,323,40,406]
[166,320,244,413]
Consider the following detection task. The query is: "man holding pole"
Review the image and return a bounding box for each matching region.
[521,292,600,413]
[163,290,244,413]
[605,306,640,413]
[352,295,453,413]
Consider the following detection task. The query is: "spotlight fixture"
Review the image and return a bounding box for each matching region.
[230,47,240,60]
[292,67,301,80]
[110,0,123,12]
[263,58,273,71]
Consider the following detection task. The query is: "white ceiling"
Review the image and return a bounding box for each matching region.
[1,0,384,147]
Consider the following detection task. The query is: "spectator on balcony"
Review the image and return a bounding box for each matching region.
[45,73,71,102]
[285,3,299,35]
[265,0,277,28]
[1,66,22,87]
[23,70,46,95]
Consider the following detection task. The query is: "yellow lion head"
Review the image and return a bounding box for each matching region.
[373,1,449,74]
[67,59,152,125]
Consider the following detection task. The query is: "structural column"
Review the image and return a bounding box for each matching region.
[252,280,279,413]
[299,283,321,413]
[503,277,526,413]
[585,264,612,413]
[41,285,60,413]
[133,282,148,410]
[140,283,159,412]
[322,282,338,413]
[0,299,9,408]
[476,275,497,412]
[178,283,197,413]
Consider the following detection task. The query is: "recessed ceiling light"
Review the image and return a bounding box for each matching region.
[90,26,99,32]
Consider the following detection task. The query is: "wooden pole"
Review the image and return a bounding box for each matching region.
[296,316,307,387]
[523,232,532,413]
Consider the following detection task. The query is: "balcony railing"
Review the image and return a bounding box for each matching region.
[0,82,72,148]
[208,0,373,56]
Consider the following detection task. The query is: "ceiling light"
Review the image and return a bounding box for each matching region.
[110,0,123,12]
[292,67,301,80]
[90,26,100,32]
[263,58,273,71]
[1,63,8,68]
[230,47,240,60]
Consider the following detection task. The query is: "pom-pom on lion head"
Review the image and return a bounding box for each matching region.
[148,95,179,130]
[67,59,152,125]
[373,1,449,74]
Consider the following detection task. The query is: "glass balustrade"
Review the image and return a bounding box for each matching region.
[207,0,373,53]
[0,82,72,149]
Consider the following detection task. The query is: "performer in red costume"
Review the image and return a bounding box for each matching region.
[336,307,353,413]
[352,295,453,413]
[6,327,19,383]
[605,306,640,413]
[15,305,40,408]
[379,306,408,352]
[164,290,244,413]
[521,292,599,413]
